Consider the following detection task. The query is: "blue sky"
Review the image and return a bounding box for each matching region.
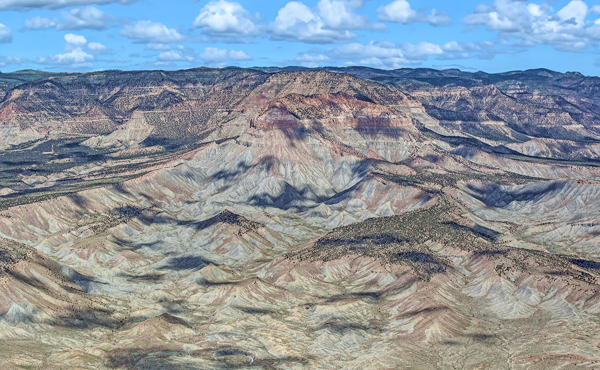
[0,0,599,74]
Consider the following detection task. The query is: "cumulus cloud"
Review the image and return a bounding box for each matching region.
[146,43,172,51]
[442,41,465,53]
[64,33,87,47]
[437,44,477,60]
[198,47,252,61]
[87,42,109,54]
[293,53,331,67]
[442,41,484,54]
[24,16,60,29]
[435,39,529,60]
[0,0,138,11]
[60,7,114,30]
[157,51,194,62]
[0,55,25,67]
[64,33,86,45]
[24,7,114,30]
[589,19,600,40]
[327,40,443,68]
[37,48,94,67]
[36,32,98,68]
[343,0,370,8]
[377,0,452,26]
[268,1,351,44]
[463,0,600,52]
[119,21,185,43]
[401,41,445,59]
[0,24,12,43]
[193,0,263,41]
[197,46,251,66]
[317,0,377,30]
[268,0,380,44]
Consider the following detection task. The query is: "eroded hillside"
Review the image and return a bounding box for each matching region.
[0,67,600,369]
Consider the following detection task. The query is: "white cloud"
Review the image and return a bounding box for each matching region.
[463,0,599,52]
[442,41,480,52]
[268,1,357,43]
[35,31,95,67]
[435,52,472,61]
[193,0,377,44]
[0,24,11,43]
[198,47,252,61]
[37,48,94,67]
[343,0,370,8]
[442,41,463,52]
[65,33,87,47]
[377,0,452,26]
[151,61,177,67]
[317,0,376,30]
[436,39,528,60]
[591,5,600,14]
[293,53,331,67]
[327,40,443,68]
[59,7,114,30]
[558,0,588,25]
[0,0,138,11]
[24,16,60,29]
[157,51,194,62]
[24,7,114,30]
[401,41,444,59]
[119,21,185,43]
[329,41,403,60]
[87,42,109,53]
[588,19,600,40]
[145,43,172,51]
[193,0,263,40]
[0,55,25,67]
[377,0,415,24]
[198,47,252,66]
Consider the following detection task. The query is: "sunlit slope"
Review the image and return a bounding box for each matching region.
[0,67,600,368]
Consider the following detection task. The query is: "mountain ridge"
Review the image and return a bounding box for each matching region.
[1,66,600,368]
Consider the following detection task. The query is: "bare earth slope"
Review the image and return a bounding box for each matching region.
[1,67,600,369]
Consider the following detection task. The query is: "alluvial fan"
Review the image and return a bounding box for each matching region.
[0,67,600,369]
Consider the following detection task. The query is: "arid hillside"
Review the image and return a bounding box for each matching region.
[1,67,600,369]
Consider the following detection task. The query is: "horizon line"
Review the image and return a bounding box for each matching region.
[0,65,597,78]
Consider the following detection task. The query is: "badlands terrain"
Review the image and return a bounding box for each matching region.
[1,66,600,368]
